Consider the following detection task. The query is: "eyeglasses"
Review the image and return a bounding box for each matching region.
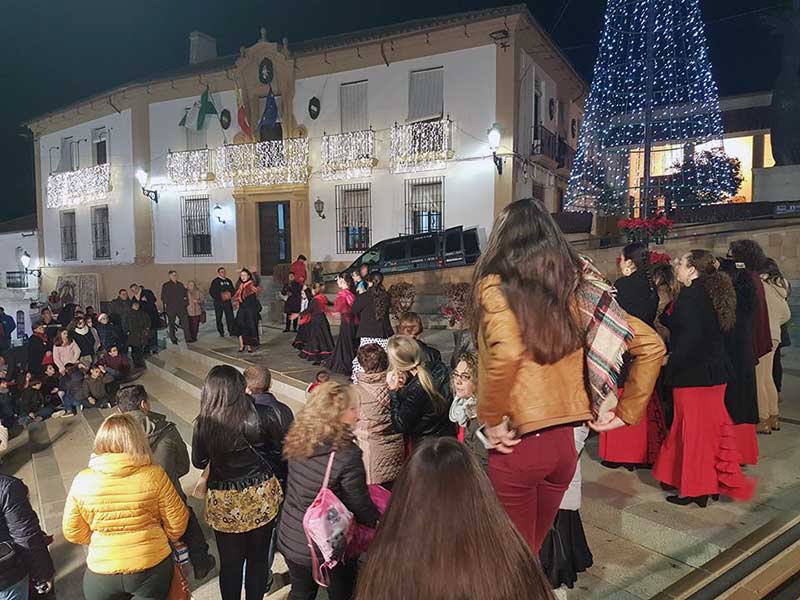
[452,371,473,382]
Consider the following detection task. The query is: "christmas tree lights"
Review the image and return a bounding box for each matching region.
[166,149,214,190]
[390,119,453,174]
[321,129,376,181]
[215,138,309,187]
[47,163,112,208]
[565,0,735,217]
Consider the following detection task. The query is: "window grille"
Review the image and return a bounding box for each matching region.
[91,205,111,260]
[335,184,371,253]
[5,272,28,289]
[181,195,212,257]
[405,176,444,234]
[60,210,77,261]
[15,311,24,339]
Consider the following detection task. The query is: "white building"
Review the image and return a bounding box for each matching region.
[25,5,586,299]
[0,215,40,340]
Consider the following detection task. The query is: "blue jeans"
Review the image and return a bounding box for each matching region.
[0,575,29,600]
[61,393,85,413]
[20,405,54,425]
[103,367,121,379]
[0,394,16,429]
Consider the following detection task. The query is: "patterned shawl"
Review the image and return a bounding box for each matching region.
[576,257,633,419]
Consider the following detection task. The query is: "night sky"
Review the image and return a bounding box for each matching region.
[0,0,783,222]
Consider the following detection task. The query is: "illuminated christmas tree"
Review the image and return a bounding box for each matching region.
[565,0,740,217]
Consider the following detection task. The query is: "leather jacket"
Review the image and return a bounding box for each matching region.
[390,360,457,447]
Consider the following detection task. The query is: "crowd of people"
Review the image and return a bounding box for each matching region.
[0,198,794,599]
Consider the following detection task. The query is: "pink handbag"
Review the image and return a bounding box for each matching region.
[303,451,354,587]
[346,484,390,558]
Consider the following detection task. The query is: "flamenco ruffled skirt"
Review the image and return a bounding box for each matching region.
[652,384,756,501]
[599,391,666,466]
[539,509,593,590]
[731,423,759,466]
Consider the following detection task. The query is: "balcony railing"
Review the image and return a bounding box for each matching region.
[215,138,309,187]
[46,163,112,208]
[321,130,376,181]
[557,138,575,173]
[5,272,29,289]
[166,149,214,189]
[531,125,558,163]
[390,119,454,174]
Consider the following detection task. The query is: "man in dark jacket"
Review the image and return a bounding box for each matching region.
[0,309,16,351]
[160,271,191,345]
[94,314,120,353]
[117,385,215,579]
[209,267,236,337]
[130,284,160,353]
[26,323,50,377]
[0,475,54,596]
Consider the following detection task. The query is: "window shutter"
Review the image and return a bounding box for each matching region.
[408,68,444,123]
[340,81,368,133]
[58,137,73,172]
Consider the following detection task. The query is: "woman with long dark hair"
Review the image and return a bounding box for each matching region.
[471,198,664,553]
[350,271,394,381]
[355,438,554,600]
[600,242,666,470]
[653,250,755,507]
[718,258,760,465]
[234,268,262,353]
[191,365,285,600]
[325,273,358,374]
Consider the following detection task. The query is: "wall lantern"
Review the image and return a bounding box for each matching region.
[20,251,41,278]
[314,196,326,219]
[487,123,503,175]
[213,204,226,224]
[135,169,159,204]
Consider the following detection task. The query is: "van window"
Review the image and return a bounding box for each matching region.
[383,241,407,262]
[361,249,380,265]
[410,235,436,258]
[464,230,480,256]
[445,229,461,253]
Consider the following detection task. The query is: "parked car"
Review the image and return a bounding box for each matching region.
[326,226,482,280]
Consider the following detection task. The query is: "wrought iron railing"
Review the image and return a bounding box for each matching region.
[215,138,309,187]
[321,130,376,181]
[166,148,213,188]
[557,138,575,172]
[531,125,558,162]
[46,163,112,208]
[5,271,28,289]
[390,119,453,174]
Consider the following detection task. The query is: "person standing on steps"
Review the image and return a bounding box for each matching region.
[186,281,206,344]
[289,255,308,286]
[161,270,192,345]
[234,268,262,354]
[130,284,160,354]
[210,267,237,338]
[0,308,16,351]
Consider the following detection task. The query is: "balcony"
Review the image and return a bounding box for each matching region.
[531,125,558,169]
[390,119,454,174]
[215,138,309,187]
[166,149,214,189]
[46,163,112,208]
[557,138,576,176]
[4,272,28,289]
[321,130,376,181]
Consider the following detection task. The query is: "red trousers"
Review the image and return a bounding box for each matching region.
[488,425,577,554]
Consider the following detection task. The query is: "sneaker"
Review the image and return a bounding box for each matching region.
[58,411,76,419]
[193,555,216,580]
[51,410,66,418]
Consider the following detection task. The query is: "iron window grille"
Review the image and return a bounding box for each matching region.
[60,210,77,261]
[5,272,28,289]
[181,195,212,257]
[335,184,372,253]
[15,310,24,339]
[405,176,444,234]
[91,205,111,260]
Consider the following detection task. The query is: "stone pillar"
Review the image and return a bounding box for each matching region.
[130,97,154,263]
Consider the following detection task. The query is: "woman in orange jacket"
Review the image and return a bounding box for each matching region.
[472,199,665,553]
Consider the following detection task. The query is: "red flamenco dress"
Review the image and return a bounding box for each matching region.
[652,280,755,503]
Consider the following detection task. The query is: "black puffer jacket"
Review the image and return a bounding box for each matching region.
[390,360,457,448]
[0,475,54,590]
[192,401,285,490]
[277,442,378,567]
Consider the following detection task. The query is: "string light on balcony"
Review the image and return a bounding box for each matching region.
[46,163,112,208]
[166,149,214,190]
[321,129,376,181]
[390,119,453,174]
[215,138,309,187]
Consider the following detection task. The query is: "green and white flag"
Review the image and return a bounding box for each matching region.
[179,86,218,130]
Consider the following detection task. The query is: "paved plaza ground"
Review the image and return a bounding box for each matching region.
[3,320,799,599]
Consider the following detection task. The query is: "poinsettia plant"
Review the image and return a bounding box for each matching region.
[618,211,674,244]
[648,251,672,265]
[442,282,472,328]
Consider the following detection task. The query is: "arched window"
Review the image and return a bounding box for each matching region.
[15,310,24,339]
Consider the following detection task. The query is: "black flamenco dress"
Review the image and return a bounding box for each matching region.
[234,280,261,348]
[292,289,314,351]
[324,289,358,375]
[297,294,335,364]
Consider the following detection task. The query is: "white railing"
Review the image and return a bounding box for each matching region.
[46,163,112,208]
[390,119,453,174]
[215,138,309,187]
[166,148,213,189]
[321,129,376,181]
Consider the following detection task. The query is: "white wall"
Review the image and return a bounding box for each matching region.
[38,110,136,267]
[294,44,498,263]
[0,230,41,338]
[148,91,240,265]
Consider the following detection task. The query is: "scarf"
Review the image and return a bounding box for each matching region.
[234,280,257,305]
[449,395,477,427]
[576,257,633,420]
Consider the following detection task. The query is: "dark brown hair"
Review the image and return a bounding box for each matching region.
[686,250,736,332]
[622,242,657,295]
[397,312,423,337]
[369,271,389,321]
[357,343,388,374]
[470,198,583,364]
[355,438,553,600]
[729,239,767,272]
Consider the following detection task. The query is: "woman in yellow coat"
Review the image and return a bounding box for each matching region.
[63,413,189,600]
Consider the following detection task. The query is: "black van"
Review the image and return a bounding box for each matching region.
[326,226,481,280]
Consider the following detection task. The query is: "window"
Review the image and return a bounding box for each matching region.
[57,137,79,172]
[92,127,108,165]
[91,205,111,260]
[185,124,207,151]
[408,67,444,123]
[258,94,283,142]
[383,241,407,262]
[405,176,444,234]
[181,195,212,257]
[5,272,28,289]
[60,210,77,261]
[335,184,371,253]
[340,81,368,133]
[410,235,436,258]
[15,311,24,340]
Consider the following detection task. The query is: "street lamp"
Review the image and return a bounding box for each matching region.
[314,196,326,219]
[213,204,226,224]
[487,123,503,175]
[20,251,41,278]
[136,169,159,204]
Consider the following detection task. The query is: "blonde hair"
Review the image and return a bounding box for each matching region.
[93,413,153,466]
[284,382,356,459]
[387,335,445,409]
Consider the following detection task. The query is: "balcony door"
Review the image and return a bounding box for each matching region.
[258,201,291,277]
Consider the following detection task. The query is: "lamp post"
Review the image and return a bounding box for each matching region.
[136,169,159,204]
[314,196,326,219]
[487,123,503,175]
[20,251,41,278]
[213,204,226,224]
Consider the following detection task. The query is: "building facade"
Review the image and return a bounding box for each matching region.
[26,5,586,300]
[0,215,40,340]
